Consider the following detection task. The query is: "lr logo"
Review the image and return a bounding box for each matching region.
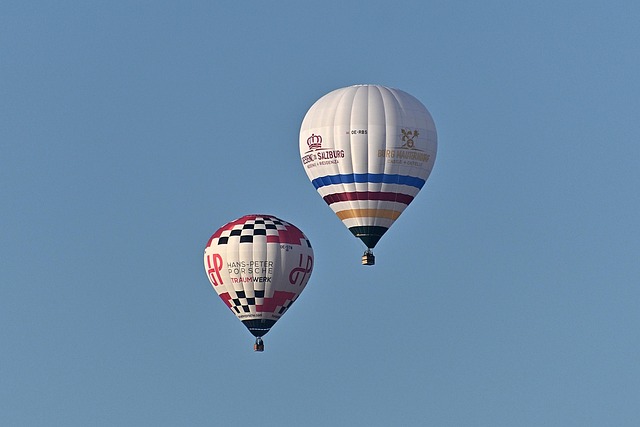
[289,254,313,286]
[206,253,224,286]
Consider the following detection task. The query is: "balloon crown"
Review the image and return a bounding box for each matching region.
[306,133,322,150]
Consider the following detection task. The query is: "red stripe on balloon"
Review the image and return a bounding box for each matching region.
[256,291,297,313]
[323,191,414,205]
[218,292,233,308]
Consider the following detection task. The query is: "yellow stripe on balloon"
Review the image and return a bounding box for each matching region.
[336,209,402,220]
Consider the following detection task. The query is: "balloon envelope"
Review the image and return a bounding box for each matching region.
[299,84,437,252]
[203,214,313,339]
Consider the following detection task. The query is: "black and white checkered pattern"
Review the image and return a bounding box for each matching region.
[216,217,289,245]
[229,290,265,314]
[275,298,295,315]
[227,290,296,315]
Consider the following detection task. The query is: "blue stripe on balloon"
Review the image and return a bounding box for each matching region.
[311,173,425,190]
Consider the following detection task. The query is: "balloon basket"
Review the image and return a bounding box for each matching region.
[254,337,264,352]
[361,249,375,266]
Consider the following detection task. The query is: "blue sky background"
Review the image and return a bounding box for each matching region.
[2,1,639,425]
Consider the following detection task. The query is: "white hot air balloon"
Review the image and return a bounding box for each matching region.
[204,214,313,351]
[299,85,437,265]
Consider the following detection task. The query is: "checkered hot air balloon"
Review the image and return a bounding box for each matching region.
[299,85,437,265]
[203,215,313,351]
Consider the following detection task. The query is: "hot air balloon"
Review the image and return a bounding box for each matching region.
[203,214,313,351]
[299,84,437,265]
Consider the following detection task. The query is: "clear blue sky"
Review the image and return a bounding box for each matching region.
[2,1,639,426]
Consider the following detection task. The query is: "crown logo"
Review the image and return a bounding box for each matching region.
[401,129,419,149]
[307,134,322,150]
